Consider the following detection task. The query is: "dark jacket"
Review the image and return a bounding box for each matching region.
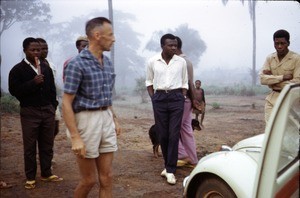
[9,59,58,108]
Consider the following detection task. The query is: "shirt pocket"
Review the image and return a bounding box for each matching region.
[283,61,295,73]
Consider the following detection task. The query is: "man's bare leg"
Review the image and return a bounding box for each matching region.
[96,152,114,198]
[74,157,97,198]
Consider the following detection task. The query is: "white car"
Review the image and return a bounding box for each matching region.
[183,83,299,198]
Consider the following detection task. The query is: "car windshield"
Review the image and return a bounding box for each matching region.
[277,88,300,174]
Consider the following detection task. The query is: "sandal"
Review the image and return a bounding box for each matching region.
[0,181,13,189]
[41,175,63,182]
[24,180,36,189]
[177,160,188,167]
[184,163,196,168]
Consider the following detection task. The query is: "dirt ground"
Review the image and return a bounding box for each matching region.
[0,95,266,198]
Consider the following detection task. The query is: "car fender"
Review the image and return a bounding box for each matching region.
[187,151,257,197]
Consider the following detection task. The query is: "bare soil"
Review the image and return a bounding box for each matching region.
[0,95,266,198]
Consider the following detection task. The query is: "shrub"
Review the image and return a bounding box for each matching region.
[0,93,20,113]
[211,102,221,109]
[134,77,148,103]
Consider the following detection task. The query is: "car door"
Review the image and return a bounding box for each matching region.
[255,83,300,198]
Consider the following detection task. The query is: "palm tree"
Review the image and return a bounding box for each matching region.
[222,0,257,86]
[108,0,114,67]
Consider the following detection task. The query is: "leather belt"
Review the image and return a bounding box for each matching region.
[156,88,182,93]
[75,106,108,113]
[272,89,281,93]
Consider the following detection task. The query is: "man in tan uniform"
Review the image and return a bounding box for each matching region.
[260,29,300,122]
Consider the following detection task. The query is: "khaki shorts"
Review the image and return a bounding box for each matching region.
[66,109,118,158]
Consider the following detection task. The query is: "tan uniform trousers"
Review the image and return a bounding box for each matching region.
[265,91,280,122]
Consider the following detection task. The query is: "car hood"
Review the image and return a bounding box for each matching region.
[232,133,264,162]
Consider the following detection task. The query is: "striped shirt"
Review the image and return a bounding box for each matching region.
[64,48,116,112]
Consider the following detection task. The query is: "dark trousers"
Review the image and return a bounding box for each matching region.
[20,105,55,180]
[152,90,185,173]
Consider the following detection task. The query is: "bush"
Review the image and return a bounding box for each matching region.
[0,93,20,113]
[211,102,221,109]
[134,77,148,103]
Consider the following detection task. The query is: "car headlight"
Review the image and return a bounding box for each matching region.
[220,145,232,151]
[183,176,190,188]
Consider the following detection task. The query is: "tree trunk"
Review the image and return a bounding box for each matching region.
[251,1,257,86]
[108,0,117,97]
[108,0,114,67]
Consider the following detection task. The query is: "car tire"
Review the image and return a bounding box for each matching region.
[195,176,237,198]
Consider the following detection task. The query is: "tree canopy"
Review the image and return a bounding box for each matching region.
[145,24,207,68]
[0,0,51,37]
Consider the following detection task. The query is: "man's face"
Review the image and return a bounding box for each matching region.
[24,42,41,63]
[77,40,88,53]
[96,22,115,51]
[274,37,289,57]
[39,42,48,59]
[162,39,177,57]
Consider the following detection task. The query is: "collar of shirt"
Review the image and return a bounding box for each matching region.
[155,53,182,65]
[24,58,39,74]
[79,48,111,69]
[179,53,187,58]
[271,50,295,60]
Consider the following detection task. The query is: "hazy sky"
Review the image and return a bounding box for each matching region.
[43,0,300,69]
[1,0,300,91]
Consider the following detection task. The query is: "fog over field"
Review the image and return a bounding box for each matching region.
[1,0,300,93]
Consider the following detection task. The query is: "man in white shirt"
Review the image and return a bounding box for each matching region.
[145,33,188,185]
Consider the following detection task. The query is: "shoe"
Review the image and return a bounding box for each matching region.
[166,173,176,185]
[177,160,188,167]
[24,180,36,189]
[161,169,167,177]
[41,175,63,182]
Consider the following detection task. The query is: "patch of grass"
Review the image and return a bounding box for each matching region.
[211,102,221,109]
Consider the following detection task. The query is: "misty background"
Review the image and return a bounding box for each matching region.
[1,0,300,95]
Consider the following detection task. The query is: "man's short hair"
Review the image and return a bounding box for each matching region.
[160,33,176,47]
[23,37,38,50]
[273,29,290,43]
[76,36,88,47]
[36,38,47,44]
[85,17,111,37]
[175,36,182,49]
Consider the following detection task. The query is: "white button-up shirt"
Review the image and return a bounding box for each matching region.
[145,53,188,90]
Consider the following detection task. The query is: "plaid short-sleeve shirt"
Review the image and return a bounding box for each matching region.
[64,48,116,112]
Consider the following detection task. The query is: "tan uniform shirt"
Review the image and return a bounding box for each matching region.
[259,50,300,121]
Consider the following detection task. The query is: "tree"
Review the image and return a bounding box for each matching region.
[20,9,144,90]
[145,24,207,68]
[134,77,148,103]
[0,0,51,37]
[222,0,258,86]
